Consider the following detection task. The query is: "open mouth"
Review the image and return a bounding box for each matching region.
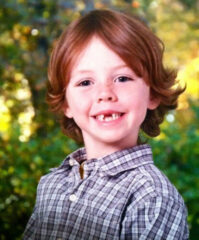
[94,113,124,122]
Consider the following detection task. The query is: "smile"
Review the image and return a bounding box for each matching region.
[95,113,124,122]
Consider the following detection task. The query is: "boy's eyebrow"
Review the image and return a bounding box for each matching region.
[73,69,93,74]
[70,70,93,80]
[73,64,131,75]
[112,64,130,70]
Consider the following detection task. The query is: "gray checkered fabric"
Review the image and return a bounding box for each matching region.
[23,144,189,240]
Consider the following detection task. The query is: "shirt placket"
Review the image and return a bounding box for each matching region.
[68,160,100,204]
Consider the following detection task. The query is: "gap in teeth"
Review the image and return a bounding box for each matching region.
[96,113,122,121]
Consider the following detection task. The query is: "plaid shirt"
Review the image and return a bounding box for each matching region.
[23,144,189,240]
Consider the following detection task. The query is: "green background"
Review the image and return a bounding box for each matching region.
[0,0,199,239]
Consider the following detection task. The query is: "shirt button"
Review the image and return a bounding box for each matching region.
[69,194,77,202]
[69,159,75,166]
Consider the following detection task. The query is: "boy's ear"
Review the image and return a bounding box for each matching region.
[63,104,73,118]
[148,96,161,110]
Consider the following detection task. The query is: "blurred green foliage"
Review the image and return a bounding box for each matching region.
[150,100,199,240]
[0,0,198,239]
[0,127,79,240]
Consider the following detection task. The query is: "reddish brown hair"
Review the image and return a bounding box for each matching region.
[47,9,185,143]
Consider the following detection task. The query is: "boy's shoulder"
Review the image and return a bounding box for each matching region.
[39,147,84,180]
[130,161,186,208]
[36,147,86,191]
[37,155,73,191]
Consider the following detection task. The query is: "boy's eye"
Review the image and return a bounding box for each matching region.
[78,80,92,86]
[115,76,133,82]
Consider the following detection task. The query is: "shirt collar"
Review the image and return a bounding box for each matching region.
[58,144,153,176]
[99,144,153,176]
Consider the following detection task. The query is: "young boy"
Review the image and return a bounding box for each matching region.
[23,9,189,239]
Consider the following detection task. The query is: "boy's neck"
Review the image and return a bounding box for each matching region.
[84,140,137,160]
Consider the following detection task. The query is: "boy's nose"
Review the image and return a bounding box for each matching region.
[97,86,118,103]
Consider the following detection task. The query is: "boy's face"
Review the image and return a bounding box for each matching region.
[65,36,159,157]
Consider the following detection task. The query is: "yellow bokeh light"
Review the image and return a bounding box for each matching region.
[0,97,11,133]
[19,135,26,142]
[178,57,199,99]
[15,88,31,100]
[18,106,35,142]
[31,29,39,36]
[14,72,24,82]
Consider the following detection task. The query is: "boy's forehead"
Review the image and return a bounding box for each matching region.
[70,36,131,74]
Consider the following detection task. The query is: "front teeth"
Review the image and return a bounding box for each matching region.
[98,115,104,121]
[96,113,121,122]
[112,113,120,120]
